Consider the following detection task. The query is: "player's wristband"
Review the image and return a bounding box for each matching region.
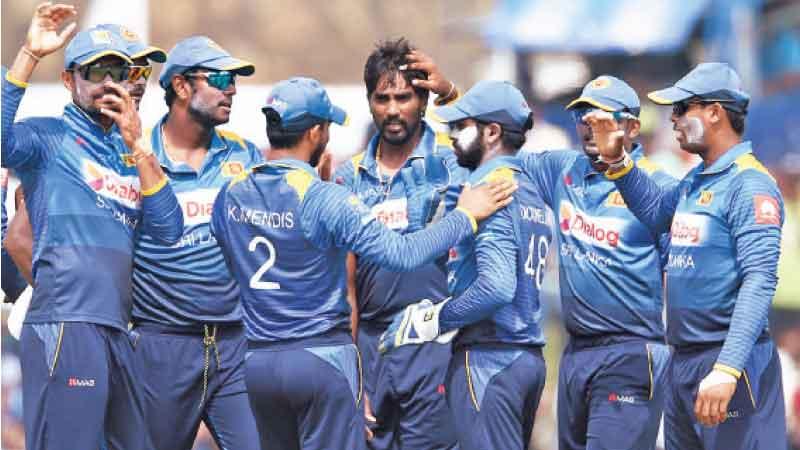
[713,363,742,379]
[455,206,478,233]
[604,152,634,180]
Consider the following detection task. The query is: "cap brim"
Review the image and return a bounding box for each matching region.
[647,86,693,105]
[130,46,167,63]
[565,96,617,112]
[77,50,133,66]
[433,104,470,124]
[329,105,348,126]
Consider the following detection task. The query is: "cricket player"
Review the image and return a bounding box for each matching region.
[3,23,166,295]
[210,77,514,450]
[2,4,183,450]
[379,80,548,450]
[333,38,464,449]
[587,62,787,449]
[523,76,674,450]
[127,36,262,450]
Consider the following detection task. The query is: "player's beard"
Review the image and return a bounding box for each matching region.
[188,95,227,129]
[309,142,326,167]
[73,83,112,124]
[453,126,483,171]
[379,114,421,146]
[674,116,708,154]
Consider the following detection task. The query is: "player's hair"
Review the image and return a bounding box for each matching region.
[264,108,323,149]
[164,70,200,107]
[364,37,429,103]
[474,122,527,153]
[725,108,746,136]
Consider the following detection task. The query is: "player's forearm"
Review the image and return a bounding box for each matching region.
[139,181,183,245]
[346,253,359,342]
[439,272,516,333]
[716,230,780,373]
[366,210,473,272]
[8,47,40,86]
[2,68,28,167]
[613,165,678,235]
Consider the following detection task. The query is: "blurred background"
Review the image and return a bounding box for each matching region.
[2,0,799,448]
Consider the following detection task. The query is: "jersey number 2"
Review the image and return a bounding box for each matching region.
[248,237,281,290]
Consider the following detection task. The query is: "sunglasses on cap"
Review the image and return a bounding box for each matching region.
[571,107,637,124]
[672,98,738,117]
[73,64,130,83]
[127,65,153,82]
[184,71,236,91]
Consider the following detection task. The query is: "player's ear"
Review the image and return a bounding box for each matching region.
[172,75,192,102]
[61,69,74,91]
[627,119,641,140]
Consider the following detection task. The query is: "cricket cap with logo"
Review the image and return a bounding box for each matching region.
[158,35,255,89]
[262,77,348,131]
[96,24,166,63]
[434,80,533,133]
[566,75,641,116]
[63,25,133,69]
[647,62,750,113]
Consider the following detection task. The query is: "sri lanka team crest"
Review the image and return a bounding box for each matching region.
[697,190,714,206]
[605,191,626,207]
[222,161,245,177]
[83,160,141,209]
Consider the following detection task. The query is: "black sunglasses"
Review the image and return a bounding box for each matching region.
[672,98,736,117]
[74,64,131,83]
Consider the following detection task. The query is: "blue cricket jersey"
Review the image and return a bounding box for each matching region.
[1,169,28,301]
[131,116,263,326]
[440,156,552,347]
[211,158,476,343]
[521,145,675,341]
[333,123,469,324]
[612,141,783,373]
[1,70,183,330]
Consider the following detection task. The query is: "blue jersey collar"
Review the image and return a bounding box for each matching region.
[468,154,522,184]
[150,114,231,174]
[255,157,319,178]
[699,141,752,175]
[64,103,121,138]
[359,121,437,177]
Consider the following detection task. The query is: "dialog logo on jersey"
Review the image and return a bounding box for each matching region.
[83,160,141,209]
[371,197,408,230]
[176,188,220,226]
[670,213,707,246]
[754,195,780,225]
[558,201,622,248]
[221,161,245,178]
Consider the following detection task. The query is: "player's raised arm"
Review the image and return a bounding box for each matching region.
[3,3,77,170]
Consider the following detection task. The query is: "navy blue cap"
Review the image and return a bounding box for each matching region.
[648,62,750,112]
[262,77,348,130]
[158,36,255,89]
[96,24,166,63]
[63,26,132,69]
[434,80,533,132]
[566,75,640,116]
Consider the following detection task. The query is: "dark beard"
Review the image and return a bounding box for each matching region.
[379,116,421,146]
[455,139,483,171]
[188,103,223,128]
[309,144,325,167]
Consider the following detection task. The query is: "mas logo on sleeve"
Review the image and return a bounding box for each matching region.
[222,161,245,178]
[753,195,780,225]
